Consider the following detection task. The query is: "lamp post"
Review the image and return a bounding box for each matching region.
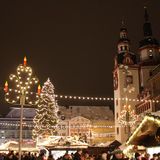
[4,57,39,160]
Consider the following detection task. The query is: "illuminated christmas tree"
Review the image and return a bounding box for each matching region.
[32,78,59,139]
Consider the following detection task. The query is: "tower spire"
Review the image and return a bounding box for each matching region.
[117,20,130,54]
[143,6,152,37]
[121,20,125,28]
[119,20,128,40]
[144,6,149,22]
[139,7,160,65]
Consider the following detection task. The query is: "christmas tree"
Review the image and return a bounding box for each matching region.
[32,78,59,139]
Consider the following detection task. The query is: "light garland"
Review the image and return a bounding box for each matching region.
[54,95,159,103]
[4,57,39,160]
[0,88,158,104]
[4,57,39,105]
[32,78,59,139]
[0,121,130,128]
[1,86,159,104]
[118,105,138,127]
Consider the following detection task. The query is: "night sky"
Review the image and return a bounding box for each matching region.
[0,0,160,115]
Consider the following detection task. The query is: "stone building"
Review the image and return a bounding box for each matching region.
[0,106,114,146]
[113,8,160,143]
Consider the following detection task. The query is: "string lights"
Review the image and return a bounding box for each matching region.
[1,85,159,104]
[0,122,125,128]
[4,57,39,160]
[4,57,39,105]
[118,105,138,127]
[32,78,59,139]
[54,95,159,103]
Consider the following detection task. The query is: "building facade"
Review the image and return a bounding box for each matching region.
[0,106,115,146]
[113,24,140,143]
[113,8,160,143]
[135,64,160,115]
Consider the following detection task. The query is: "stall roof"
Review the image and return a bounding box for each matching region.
[126,112,160,147]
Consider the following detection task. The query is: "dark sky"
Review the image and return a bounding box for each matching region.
[0,0,160,115]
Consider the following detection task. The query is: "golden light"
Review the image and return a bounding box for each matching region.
[38,84,41,95]
[24,56,27,66]
[4,57,39,160]
[4,81,8,93]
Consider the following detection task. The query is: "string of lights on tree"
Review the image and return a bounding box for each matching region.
[32,78,59,139]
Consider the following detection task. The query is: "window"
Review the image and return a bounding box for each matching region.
[116,113,119,119]
[126,75,133,85]
[116,99,118,106]
[117,127,119,134]
[124,127,127,134]
[62,125,66,130]
[124,46,128,50]
[126,57,131,64]
[148,49,153,59]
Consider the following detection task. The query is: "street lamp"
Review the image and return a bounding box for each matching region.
[4,57,39,160]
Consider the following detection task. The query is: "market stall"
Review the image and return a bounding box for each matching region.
[126,112,160,150]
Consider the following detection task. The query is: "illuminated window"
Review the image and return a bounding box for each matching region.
[116,112,119,119]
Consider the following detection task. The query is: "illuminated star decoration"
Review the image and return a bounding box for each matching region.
[4,57,39,105]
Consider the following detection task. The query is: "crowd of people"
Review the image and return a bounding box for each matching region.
[0,149,160,160]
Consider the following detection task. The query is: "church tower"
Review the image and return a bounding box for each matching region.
[113,23,139,143]
[139,7,160,89]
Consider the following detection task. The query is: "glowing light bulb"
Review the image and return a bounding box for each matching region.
[24,56,27,66]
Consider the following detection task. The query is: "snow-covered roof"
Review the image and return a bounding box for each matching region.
[5,105,113,120]
[148,111,160,117]
[126,111,160,146]
[6,108,36,118]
